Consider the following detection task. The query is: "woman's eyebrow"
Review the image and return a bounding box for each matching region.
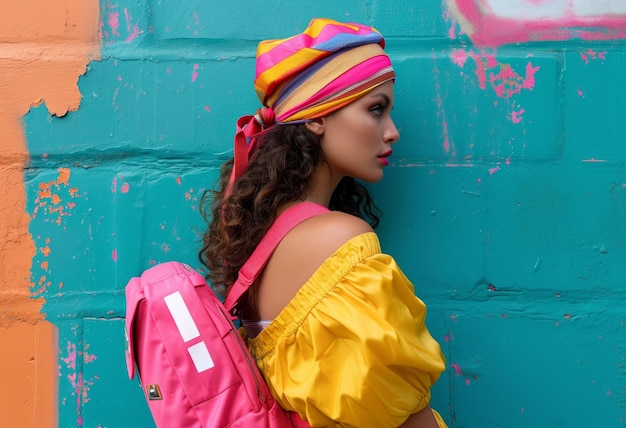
[369,93,391,104]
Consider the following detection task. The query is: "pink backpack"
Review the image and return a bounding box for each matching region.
[125,202,328,427]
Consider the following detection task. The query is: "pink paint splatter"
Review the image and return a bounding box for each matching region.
[511,108,525,123]
[192,64,199,82]
[442,120,450,154]
[112,249,118,262]
[432,59,454,156]
[450,363,462,376]
[62,342,77,370]
[203,105,212,113]
[126,25,140,42]
[111,177,117,193]
[120,182,130,193]
[465,379,471,386]
[176,177,182,185]
[83,352,98,364]
[469,52,488,89]
[62,342,98,427]
[581,49,608,64]
[491,64,522,98]
[124,8,141,42]
[489,166,500,175]
[522,62,540,89]
[450,49,468,67]
[107,12,120,36]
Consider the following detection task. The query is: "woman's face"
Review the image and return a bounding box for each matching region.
[311,80,400,184]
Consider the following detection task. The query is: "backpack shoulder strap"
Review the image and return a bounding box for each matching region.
[223,202,330,311]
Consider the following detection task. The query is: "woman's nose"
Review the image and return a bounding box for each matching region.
[385,117,400,144]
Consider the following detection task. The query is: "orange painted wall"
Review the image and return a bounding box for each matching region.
[0,0,99,426]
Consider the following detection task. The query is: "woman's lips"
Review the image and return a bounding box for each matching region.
[378,149,392,166]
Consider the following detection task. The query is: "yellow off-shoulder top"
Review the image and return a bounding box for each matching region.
[244,232,447,428]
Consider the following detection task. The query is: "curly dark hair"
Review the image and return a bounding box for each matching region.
[198,122,381,299]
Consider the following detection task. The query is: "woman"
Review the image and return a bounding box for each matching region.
[200,18,447,428]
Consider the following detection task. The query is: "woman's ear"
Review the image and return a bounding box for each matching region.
[305,118,325,136]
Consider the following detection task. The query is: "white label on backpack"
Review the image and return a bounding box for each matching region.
[187,341,215,372]
[164,291,200,343]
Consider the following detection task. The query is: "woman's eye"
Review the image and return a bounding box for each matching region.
[370,104,385,116]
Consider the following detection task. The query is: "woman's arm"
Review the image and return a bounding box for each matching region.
[399,405,440,428]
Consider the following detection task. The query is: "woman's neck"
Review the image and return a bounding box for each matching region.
[304,165,342,208]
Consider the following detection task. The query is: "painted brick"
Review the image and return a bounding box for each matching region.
[139,167,218,268]
[26,58,257,157]
[26,167,121,296]
[82,318,155,427]
[484,164,626,292]
[562,49,626,162]
[150,3,371,41]
[392,51,561,164]
[100,0,151,47]
[374,0,453,38]
[374,166,484,293]
[445,310,625,427]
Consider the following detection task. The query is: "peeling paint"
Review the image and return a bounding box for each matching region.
[1,0,99,423]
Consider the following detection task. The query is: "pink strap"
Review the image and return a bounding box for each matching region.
[224,202,329,311]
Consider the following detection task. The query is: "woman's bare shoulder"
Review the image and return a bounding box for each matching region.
[289,210,374,252]
[257,211,375,319]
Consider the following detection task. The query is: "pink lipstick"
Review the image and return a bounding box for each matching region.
[378,149,392,166]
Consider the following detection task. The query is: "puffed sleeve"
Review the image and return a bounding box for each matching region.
[246,233,447,428]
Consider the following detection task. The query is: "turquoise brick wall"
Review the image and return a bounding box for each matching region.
[24,1,626,426]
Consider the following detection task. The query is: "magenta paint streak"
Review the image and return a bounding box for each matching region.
[432,56,454,156]
[120,182,130,193]
[451,49,468,67]
[112,248,118,262]
[522,62,540,89]
[192,64,199,82]
[460,52,539,123]
[107,12,120,36]
[124,8,141,42]
[511,108,525,123]
[450,363,462,376]
[62,342,98,427]
[580,49,607,64]
[447,0,626,47]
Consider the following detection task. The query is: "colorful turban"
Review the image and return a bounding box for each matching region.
[228,18,395,192]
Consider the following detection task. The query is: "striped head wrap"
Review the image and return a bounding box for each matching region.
[229,18,395,192]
